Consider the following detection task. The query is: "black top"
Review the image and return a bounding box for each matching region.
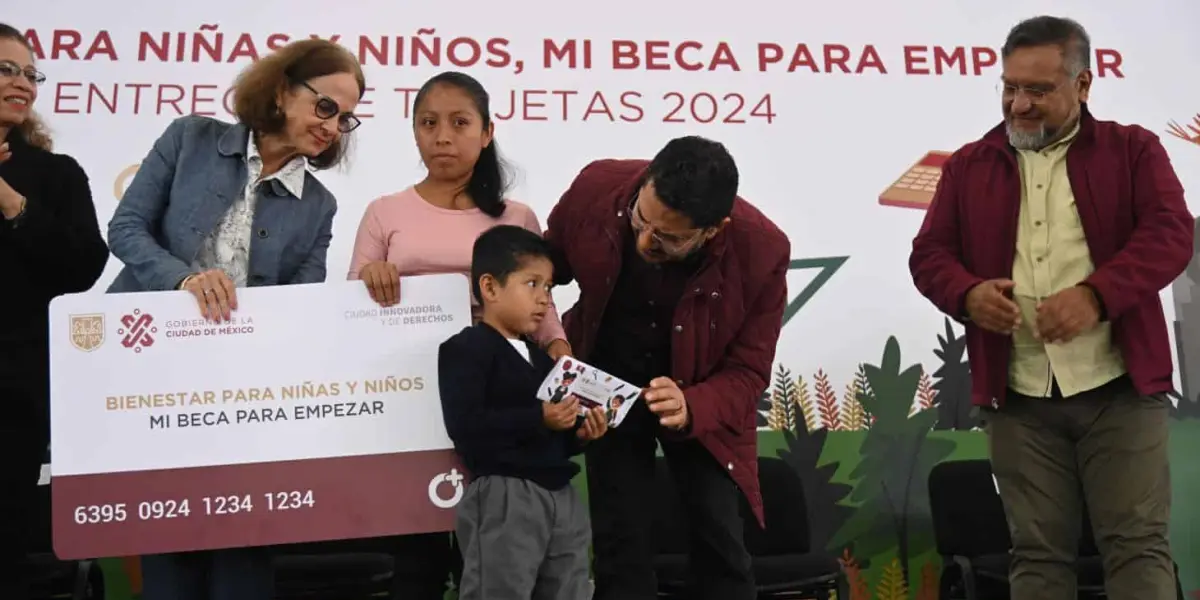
[437,322,584,490]
[590,229,699,387]
[0,130,109,424]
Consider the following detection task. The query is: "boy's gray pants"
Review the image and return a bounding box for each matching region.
[456,475,591,600]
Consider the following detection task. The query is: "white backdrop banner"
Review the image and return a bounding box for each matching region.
[9,0,1200,422]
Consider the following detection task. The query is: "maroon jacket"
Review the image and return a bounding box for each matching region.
[909,104,1193,408]
[545,159,791,524]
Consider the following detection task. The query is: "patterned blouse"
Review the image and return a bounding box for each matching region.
[192,134,308,287]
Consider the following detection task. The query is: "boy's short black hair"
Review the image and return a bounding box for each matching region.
[470,224,554,303]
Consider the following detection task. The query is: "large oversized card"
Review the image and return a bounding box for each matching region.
[48,276,471,560]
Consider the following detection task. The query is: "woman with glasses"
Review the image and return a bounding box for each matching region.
[106,38,364,600]
[346,71,571,598]
[0,23,109,600]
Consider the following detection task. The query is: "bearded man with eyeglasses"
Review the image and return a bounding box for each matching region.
[543,136,790,600]
[909,15,1191,600]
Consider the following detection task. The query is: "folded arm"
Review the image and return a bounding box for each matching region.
[1083,135,1194,319]
[7,155,109,294]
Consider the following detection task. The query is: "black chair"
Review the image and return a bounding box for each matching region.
[653,456,846,599]
[273,534,460,600]
[928,458,1185,600]
[272,544,394,600]
[28,469,104,600]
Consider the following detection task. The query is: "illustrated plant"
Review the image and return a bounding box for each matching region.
[915,560,940,600]
[839,548,872,600]
[841,364,872,431]
[778,421,854,553]
[828,337,958,584]
[914,370,937,414]
[875,558,909,600]
[932,317,975,430]
[814,369,840,430]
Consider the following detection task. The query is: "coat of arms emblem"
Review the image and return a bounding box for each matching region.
[69,314,105,352]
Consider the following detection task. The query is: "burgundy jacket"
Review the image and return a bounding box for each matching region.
[909,104,1193,408]
[545,159,791,524]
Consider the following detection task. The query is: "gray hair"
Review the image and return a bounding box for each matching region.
[1002,16,1091,77]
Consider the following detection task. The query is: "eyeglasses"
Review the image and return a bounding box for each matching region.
[298,81,361,133]
[628,197,706,256]
[996,78,1072,104]
[0,60,45,86]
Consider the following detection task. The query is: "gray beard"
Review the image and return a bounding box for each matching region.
[1006,121,1053,150]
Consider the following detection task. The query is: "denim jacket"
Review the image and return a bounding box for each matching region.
[106,115,338,293]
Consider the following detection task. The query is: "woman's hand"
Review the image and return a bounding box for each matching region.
[181,269,238,321]
[0,142,24,220]
[359,261,401,306]
[546,339,572,360]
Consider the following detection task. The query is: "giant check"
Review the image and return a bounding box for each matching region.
[48,275,471,560]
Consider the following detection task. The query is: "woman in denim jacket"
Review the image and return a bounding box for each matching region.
[105,38,365,600]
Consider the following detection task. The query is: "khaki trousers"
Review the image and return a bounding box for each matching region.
[984,376,1175,600]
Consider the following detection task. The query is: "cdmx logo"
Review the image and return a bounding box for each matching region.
[1168,113,1200,147]
[117,309,158,353]
[427,468,465,509]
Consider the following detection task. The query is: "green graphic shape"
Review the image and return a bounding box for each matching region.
[782,257,849,327]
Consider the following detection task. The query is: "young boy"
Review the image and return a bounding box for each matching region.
[438,224,608,600]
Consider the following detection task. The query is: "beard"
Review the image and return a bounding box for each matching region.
[1005,118,1055,150]
[1005,105,1080,151]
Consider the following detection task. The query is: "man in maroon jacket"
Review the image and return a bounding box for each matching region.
[909,16,1191,600]
[544,136,790,600]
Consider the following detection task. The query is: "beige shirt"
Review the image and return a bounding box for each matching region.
[1009,121,1126,398]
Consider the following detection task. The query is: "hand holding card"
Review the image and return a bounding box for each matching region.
[542,395,580,431]
[644,376,689,430]
[537,357,640,428]
[576,407,609,442]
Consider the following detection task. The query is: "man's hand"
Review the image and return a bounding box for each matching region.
[576,407,608,442]
[965,279,1021,334]
[1035,285,1101,344]
[644,377,689,430]
[546,339,572,361]
[359,261,401,306]
[543,395,579,431]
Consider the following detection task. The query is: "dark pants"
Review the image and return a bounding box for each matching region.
[389,532,459,599]
[985,376,1175,600]
[0,384,49,600]
[141,548,274,600]
[586,400,754,600]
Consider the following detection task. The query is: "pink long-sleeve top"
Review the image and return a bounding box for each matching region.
[347,186,567,345]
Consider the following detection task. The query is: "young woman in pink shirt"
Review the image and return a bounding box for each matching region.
[346,71,570,598]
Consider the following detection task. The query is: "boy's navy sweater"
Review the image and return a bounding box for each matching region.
[438,322,583,490]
